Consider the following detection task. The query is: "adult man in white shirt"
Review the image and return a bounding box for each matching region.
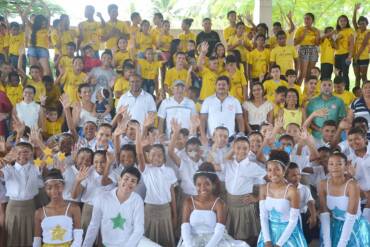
[158,80,197,137]
[116,74,157,126]
[200,75,244,138]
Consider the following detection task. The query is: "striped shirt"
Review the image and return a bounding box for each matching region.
[350,97,370,140]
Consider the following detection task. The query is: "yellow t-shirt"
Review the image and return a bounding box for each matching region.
[157,33,173,52]
[164,67,188,87]
[0,34,9,54]
[79,20,101,51]
[135,32,154,53]
[223,67,248,102]
[58,56,73,71]
[137,59,161,80]
[223,26,236,43]
[263,79,288,102]
[199,67,219,100]
[60,70,87,104]
[270,45,298,75]
[5,84,23,106]
[320,38,335,64]
[27,79,46,102]
[333,91,356,107]
[113,76,130,106]
[45,117,64,137]
[9,32,25,56]
[150,27,160,44]
[283,108,303,129]
[355,29,369,60]
[294,26,318,46]
[178,32,196,52]
[104,20,130,50]
[60,29,78,55]
[248,48,270,79]
[336,28,355,55]
[50,29,60,54]
[35,28,49,49]
[227,34,252,62]
[113,50,132,70]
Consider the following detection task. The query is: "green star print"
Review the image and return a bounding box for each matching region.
[111,213,126,230]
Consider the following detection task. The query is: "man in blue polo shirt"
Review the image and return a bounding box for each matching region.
[306,79,346,139]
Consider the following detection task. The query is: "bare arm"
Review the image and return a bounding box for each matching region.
[236,114,245,133]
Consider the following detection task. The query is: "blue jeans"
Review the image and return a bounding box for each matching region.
[142,79,155,95]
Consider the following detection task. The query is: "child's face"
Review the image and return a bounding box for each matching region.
[286,124,300,140]
[45,180,64,201]
[256,36,265,47]
[216,45,225,57]
[328,156,346,177]
[228,13,236,23]
[277,35,286,46]
[307,79,317,92]
[126,123,138,140]
[176,54,187,67]
[317,151,329,167]
[73,58,84,72]
[30,68,41,80]
[132,15,141,25]
[225,62,237,71]
[83,122,97,140]
[322,125,336,142]
[249,134,263,153]
[208,59,218,70]
[195,176,213,196]
[59,136,73,154]
[213,129,229,148]
[10,75,20,85]
[145,49,154,61]
[273,25,282,34]
[76,151,93,168]
[275,92,286,104]
[141,22,150,33]
[286,91,298,107]
[101,54,113,66]
[93,154,106,174]
[10,26,20,35]
[23,88,35,102]
[358,20,368,31]
[334,83,345,94]
[271,68,281,79]
[279,138,294,151]
[233,141,249,161]
[287,75,296,84]
[109,7,118,19]
[236,25,245,36]
[261,124,273,137]
[353,88,363,98]
[267,163,284,182]
[96,127,112,145]
[186,143,201,161]
[85,48,94,57]
[163,22,170,32]
[123,68,135,79]
[304,15,314,26]
[118,39,128,50]
[118,173,138,193]
[310,68,320,78]
[149,147,165,166]
[176,133,188,149]
[286,168,301,185]
[16,146,32,165]
[338,17,348,29]
[120,150,136,166]
[348,133,367,151]
[47,111,58,122]
[67,46,75,56]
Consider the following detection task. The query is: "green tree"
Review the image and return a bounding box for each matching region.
[0,0,64,17]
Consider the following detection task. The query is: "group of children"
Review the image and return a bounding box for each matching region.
[0,1,369,247]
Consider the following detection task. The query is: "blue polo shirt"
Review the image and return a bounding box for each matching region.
[306,94,346,139]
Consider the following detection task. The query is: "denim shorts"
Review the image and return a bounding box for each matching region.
[27,47,49,59]
[298,45,318,62]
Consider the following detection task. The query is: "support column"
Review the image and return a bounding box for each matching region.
[253,0,272,32]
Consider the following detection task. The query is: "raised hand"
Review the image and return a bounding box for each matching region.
[76,166,89,182]
[170,118,181,135]
[59,94,71,109]
[354,3,361,11]
[200,42,209,54]
[143,112,155,128]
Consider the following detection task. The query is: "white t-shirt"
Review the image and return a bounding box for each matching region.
[15,101,40,128]
[242,100,273,126]
[201,94,242,137]
[297,183,314,213]
[352,145,370,191]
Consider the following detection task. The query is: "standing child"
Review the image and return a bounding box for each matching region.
[33,169,83,247]
[0,142,44,246]
[57,42,76,74]
[137,48,161,95]
[19,65,46,103]
[270,31,298,76]
[264,65,288,102]
[285,162,317,244]
[319,152,370,246]
[134,20,155,59]
[113,36,133,72]
[224,54,248,102]
[247,34,270,83]
[5,71,23,106]
[320,26,336,80]
[136,125,177,247]
[257,150,308,246]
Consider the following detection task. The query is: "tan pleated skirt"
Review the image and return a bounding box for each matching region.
[5,199,35,247]
[81,203,94,234]
[226,194,260,240]
[144,203,175,247]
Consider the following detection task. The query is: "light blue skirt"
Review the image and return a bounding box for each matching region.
[320,216,370,247]
[257,220,308,247]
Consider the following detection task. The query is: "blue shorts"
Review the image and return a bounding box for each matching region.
[27,47,49,59]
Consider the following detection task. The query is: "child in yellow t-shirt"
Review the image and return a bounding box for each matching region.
[270,31,298,76]
[20,65,46,103]
[57,42,76,74]
[285,69,302,106]
[5,71,23,106]
[44,107,64,139]
[333,76,356,107]
[113,36,133,71]
[263,65,288,102]
[43,75,61,107]
[320,26,336,80]
[137,48,161,95]
[301,76,318,107]
[56,56,87,104]
[178,18,196,52]
[224,54,248,102]
[272,85,288,119]
[248,34,270,83]
[114,62,135,104]
[227,21,252,64]
[8,22,26,71]
[134,20,154,58]
[156,20,173,53]
[223,10,237,43]
[164,52,188,93]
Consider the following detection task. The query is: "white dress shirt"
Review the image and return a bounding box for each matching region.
[221,157,266,195]
[142,165,177,204]
[63,164,80,202]
[179,156,202,195]
[81,168,115,205]
[83,189,144,247]
[2,162,43,201]
[297,183,314,213]
[116,90,157,125]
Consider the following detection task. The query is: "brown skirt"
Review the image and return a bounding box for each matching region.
[226,194,260,240]
[81,203,93,234]
[5,199,35,247]
[144,203,175,247]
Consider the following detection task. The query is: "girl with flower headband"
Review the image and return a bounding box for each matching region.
[33,168,83,247]
[179,162,249,247]
[257,150,308,247]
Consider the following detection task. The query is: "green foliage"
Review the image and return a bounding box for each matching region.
[0,0,64,17]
